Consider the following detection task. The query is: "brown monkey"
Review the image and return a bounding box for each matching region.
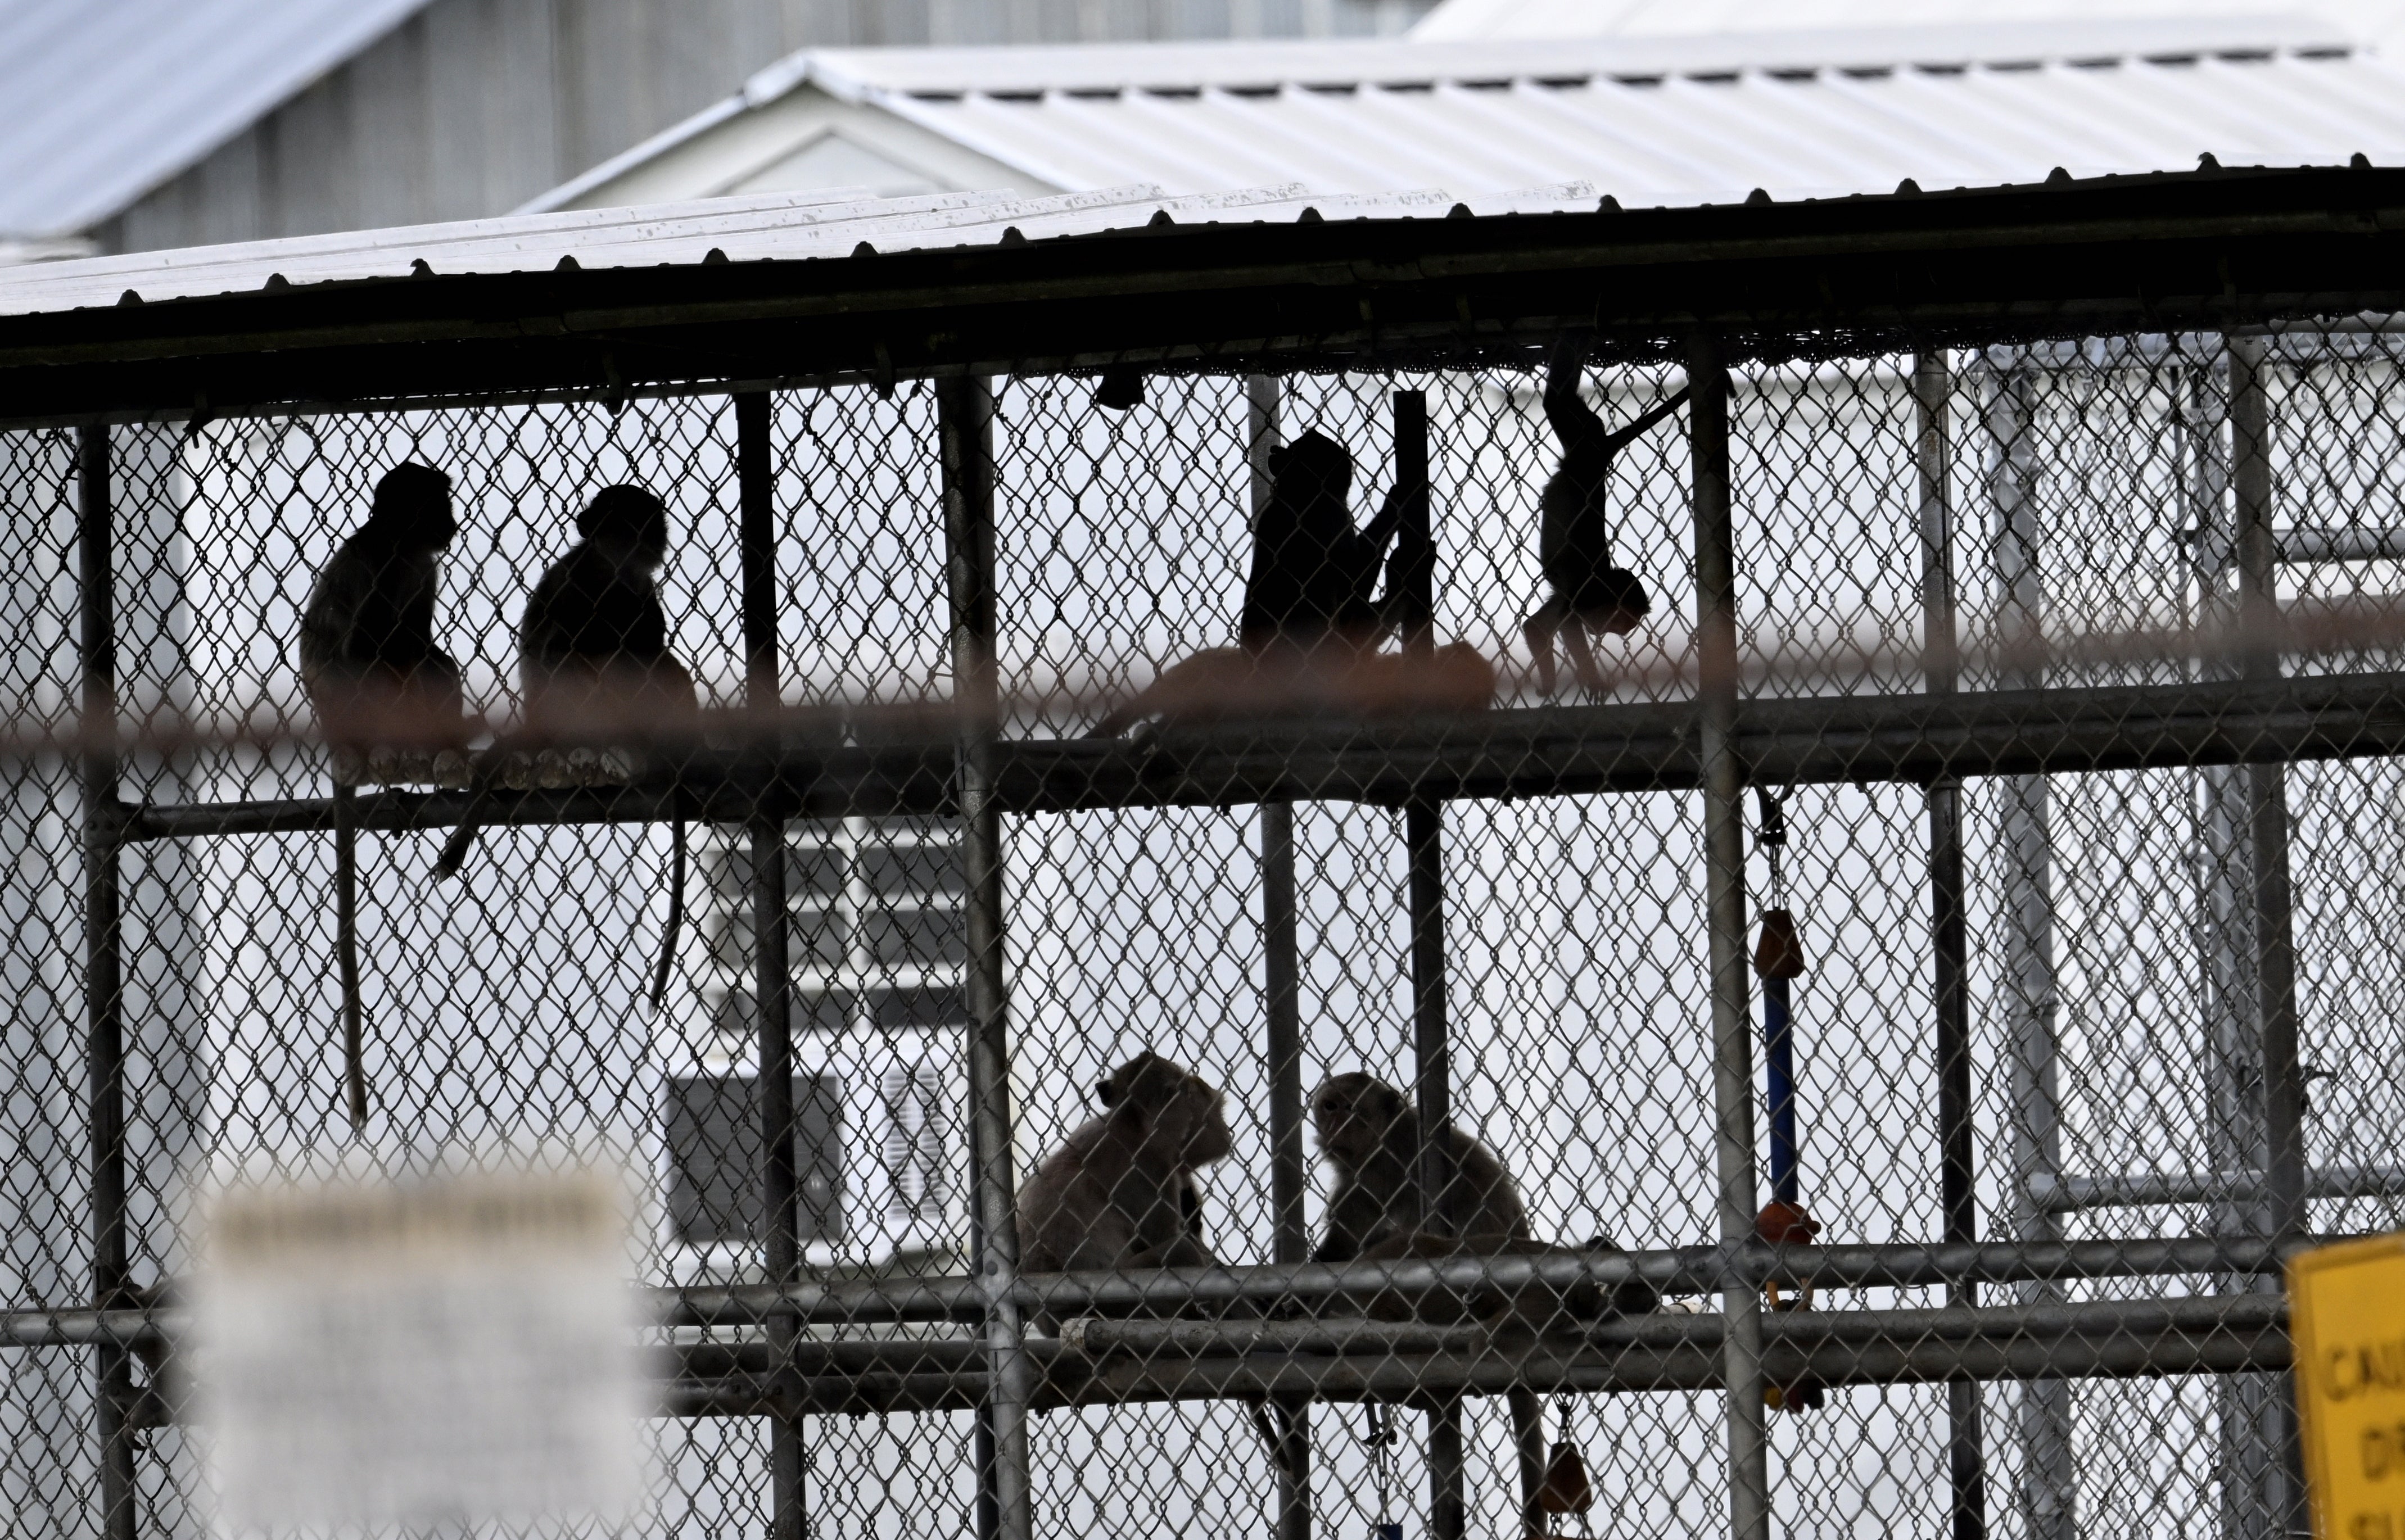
[1018,1052,1233,1275]
[298,461,470,756]
[1311,1072,1527,1261]
[1314,1072,1648,1540]
[1311,1072,1654,1326]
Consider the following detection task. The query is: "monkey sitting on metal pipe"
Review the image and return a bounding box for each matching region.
[434,483,699,884]
[1018,1051,1233,1280]
[518,483,700,736]
[1309,1072,1656,1330]
[298,460,472,765]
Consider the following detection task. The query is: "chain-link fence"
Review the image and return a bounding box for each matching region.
[2,260,2402,1540]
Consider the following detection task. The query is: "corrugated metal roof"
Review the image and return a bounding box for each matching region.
[1414,0,2405,50]
[0,0,434,239]
[527,16,2405,216]
[0,179,1610,320]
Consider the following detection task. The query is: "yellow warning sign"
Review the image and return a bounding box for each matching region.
[2291,1233,2405,1540]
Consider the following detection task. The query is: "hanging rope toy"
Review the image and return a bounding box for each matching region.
[1753,787,1826,1412]
[1361,1402,1402,1540]
[1535,1396,1596,1537]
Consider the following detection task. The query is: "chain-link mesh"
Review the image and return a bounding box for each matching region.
[0,312,2399,1540]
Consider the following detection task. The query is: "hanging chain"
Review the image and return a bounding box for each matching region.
[1755,785,1790,909]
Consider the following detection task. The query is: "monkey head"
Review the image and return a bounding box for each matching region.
[576,484,672,573]
[1265,430,1353,508]
[364,461,457,551]
[1095,1051,1233,1168]
[1310,1072,1412,1170]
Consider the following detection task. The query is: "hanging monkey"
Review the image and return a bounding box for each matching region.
[1521,336,1689,698]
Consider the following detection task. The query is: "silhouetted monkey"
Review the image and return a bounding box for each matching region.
[1310,1070,1651,1540]
[1240,429,1416,653]
[1092,431,1474,733]
[516,483,700,731]
[1018,1051,1233,1278]
[436,486,700,1005]
[1522,337,1689,697]
[299,461,469,754]
[299,461,470,1131]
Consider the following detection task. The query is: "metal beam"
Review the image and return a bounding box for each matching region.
[77,424,136,1540]
[1250,370,1312,1540]
[1,1234,2347,1347]
[1690,332,1771,1540]
[736,389,807,1540]
[942,374,1036,1540]
[1918,347,1984,1540]
[120,669,2405,837]
[2032,1166,2405,1211]
[12,167,2405,425]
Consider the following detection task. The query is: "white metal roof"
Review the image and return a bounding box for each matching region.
[0,0,435,241]
[526,15,2405,217]
[0,179,1612,321]
[1414,0,2405,51]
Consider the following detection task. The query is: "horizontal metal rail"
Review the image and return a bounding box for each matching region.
[110,1294,2296,1423]
[0,1236,2323,1348]
[123,673,2405,836]
[659,1319,2293,1418]
[2032,1166,2405,1211]
[2279,527,2405,563]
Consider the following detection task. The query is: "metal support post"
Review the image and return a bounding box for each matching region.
[78,425,136,1540]
[2230,336,2309,1537]
[942,374,1036,1540]
[1918,350,1984,1540]
[2182,342,2279,1540]
[738,391,808,1540]
[1987,356,2075,1540]
[1388,387,1467,1540]
[1250,374,1312,1540]
[1690,336,1770,1540]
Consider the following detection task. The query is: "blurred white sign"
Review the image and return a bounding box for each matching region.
[194,1167,643,1532]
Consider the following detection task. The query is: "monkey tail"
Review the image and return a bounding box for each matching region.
[648,816,686,1009]
[333,781,367,1133]
[432,753,499,880]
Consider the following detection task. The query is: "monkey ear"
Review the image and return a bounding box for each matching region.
[1094,1077,1116,1107]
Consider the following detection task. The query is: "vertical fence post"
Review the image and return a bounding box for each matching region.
[738,390,807,1540]
[1689,337,1770,1540]
[2182,343,2276,1540]
[1251,374,1313,1540]
[1988,355,2074,1540]
[79,425,136,1540]
[1917,351,1984,1540]
[2228,335,2309,1534]
[942,374,1036,1540]
[1387,387,1466,1540]
[77,425,135,1540]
